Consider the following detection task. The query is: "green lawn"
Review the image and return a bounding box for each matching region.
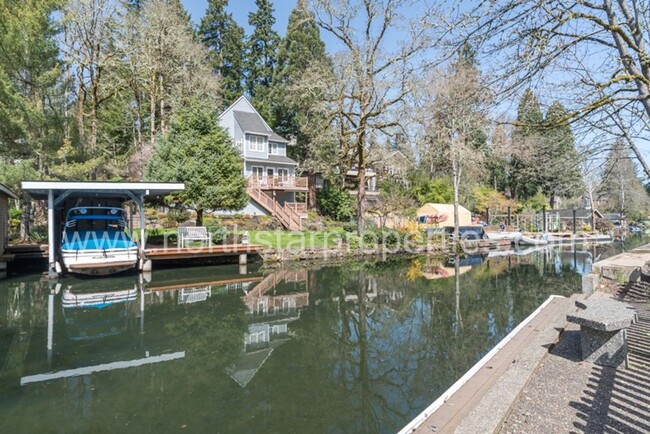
[236,228,348,249]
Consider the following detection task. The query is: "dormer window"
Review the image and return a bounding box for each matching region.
[247,134,266,152]
[270,143,278,155]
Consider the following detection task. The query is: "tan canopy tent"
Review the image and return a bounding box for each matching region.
[416,203,472,227]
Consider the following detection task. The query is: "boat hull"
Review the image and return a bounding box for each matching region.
[515,235,548,246]
[485,231,521,241]
[61,247,139,276]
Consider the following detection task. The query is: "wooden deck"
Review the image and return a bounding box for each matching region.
[144,244,264,261]
[147,276,264,292]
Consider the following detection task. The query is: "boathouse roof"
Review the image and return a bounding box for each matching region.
[0,183,18,199]
[21,181,184,200]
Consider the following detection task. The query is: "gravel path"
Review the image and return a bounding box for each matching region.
[500,294,650,434]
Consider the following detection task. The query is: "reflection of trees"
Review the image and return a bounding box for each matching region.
[0,252,593,433]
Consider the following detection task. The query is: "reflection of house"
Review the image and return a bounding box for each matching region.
[218,96,307,230]
[422,265,472,280]
[177,286,211,304]
[229,270,310,388]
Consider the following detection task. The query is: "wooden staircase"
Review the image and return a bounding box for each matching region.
[247,186,304,231]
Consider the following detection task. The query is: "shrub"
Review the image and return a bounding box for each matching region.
[362,228,400,246]
[166,208,190,224]
[207,225,227,244]
[317,186,356,221]
[29,225,48,243]
[8,208,21,233]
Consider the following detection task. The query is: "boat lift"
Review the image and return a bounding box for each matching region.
[21,181,184,278]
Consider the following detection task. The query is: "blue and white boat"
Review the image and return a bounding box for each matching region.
[60,207,139,275]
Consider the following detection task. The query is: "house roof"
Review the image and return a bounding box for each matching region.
[246,155,298,166]
[233,110,289,143]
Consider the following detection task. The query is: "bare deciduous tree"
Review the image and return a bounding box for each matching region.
[311,0,439,235]
[418,62,489,241]
[459,0,650,176]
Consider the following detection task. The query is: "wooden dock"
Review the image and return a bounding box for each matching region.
[143,244,264,261]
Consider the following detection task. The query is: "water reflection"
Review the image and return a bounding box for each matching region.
[0,242,640,433]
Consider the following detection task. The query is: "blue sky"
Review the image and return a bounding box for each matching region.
[181,0,295,35]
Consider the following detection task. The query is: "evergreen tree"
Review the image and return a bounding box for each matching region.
[246,0,280,120]
[199,0,246,107]
[540,101,583,208]
[271,0,330,160]
[0,0,62,167]
[509,89,543,200]
[147,98,248,226]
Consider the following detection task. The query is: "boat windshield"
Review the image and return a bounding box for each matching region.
[64,207,129,232]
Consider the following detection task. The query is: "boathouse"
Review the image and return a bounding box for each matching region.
[0,183,18,278]
[21,181,184,277]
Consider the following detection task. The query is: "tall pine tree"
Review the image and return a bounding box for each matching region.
[509,89,543,200]
[246,0,279,121]
[271,0,330,160]
[541,101,582,208]
[199,0,245,108]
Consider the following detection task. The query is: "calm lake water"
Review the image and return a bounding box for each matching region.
[0,241,639,433]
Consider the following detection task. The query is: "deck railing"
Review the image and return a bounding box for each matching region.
[248,176,308,190]
[285,202,307,214]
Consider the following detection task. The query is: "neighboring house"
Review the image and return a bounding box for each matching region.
[373,149,414,187]
[219,96,308,230]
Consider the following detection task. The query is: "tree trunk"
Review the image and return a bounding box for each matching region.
[196,208,204,227]
[150,74,156,148]
[357,167,366,235]
[159,74,165,135]
[308,173,317,209]
[90,80,99,180]
[452,159,461,244]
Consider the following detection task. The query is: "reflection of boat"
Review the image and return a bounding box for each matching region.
[62,286,137,340]
[62,287,138,308]
[515,235,548,246]
[485,231,521,241]
[61,207,139,276]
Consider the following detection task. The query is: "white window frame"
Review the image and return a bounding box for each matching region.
[277,168,289,178]
[270,142,279,155]
[251,166,264,177]
[247,134,266,152]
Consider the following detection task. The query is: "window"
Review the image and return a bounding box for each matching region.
[247,134,266,152]
[270,142,278,155]
[277,168,289,178]
[252,166,264,177]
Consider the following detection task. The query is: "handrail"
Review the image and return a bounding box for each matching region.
[248,176,308,189]
[247,186,302,230]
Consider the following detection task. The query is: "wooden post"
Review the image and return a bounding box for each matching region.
[507,206,511,226]
[572,209,577,235]
[542,206,547,233]
[47,190,57,279]
[486,207,490,225]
